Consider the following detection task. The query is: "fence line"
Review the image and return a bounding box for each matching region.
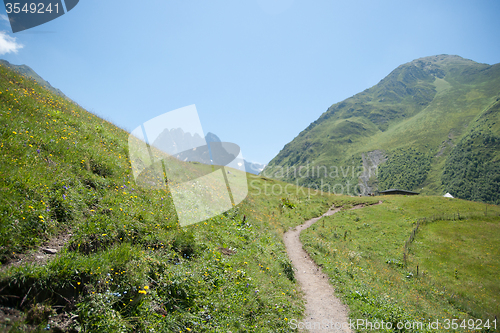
[402,210,499,265]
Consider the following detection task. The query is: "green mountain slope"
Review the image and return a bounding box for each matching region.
[264,55,500,204]
[0,61,342,331]
[0,60,70,101]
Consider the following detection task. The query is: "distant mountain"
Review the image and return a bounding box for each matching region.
[151,131,266,175]
[264,55,500,204]
[205,132,221,145]
[0,59,72,101]
[153,128,206,156]
[204,132,266,175]
[244,160,266,175]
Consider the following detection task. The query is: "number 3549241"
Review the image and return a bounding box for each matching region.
[5,3,59,14]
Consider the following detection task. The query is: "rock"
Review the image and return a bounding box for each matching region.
[41,248,58,255]
[218,247,235,256]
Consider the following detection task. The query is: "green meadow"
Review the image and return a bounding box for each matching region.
[301,196,500,332]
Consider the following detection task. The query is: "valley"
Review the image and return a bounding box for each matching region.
[0,58,499,332]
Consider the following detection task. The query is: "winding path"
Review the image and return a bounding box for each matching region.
[284,202,381,332]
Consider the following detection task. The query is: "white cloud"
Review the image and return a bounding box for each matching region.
[0,14,9,23]
[0,31,23,55]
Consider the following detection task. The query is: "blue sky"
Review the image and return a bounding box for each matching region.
[1,0,500,165]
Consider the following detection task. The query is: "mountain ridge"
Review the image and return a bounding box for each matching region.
[265,55,500,204]
[0,59,72,102]
[204,132,267,175]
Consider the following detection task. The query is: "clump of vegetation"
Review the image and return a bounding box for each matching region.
[378,148,432,191]
[280,197,296,209]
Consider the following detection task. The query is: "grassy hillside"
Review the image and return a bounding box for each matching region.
[301,196,500,332]
[2,60,499,333]
[264,55,500,204]
[0,62,343,332]
[0,60,69,101]
[441,98,500,203]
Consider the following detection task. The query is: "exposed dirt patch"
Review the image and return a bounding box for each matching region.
[0,304,79,332]
[0,306,24,330]
[0,228,83,331]
[45,311,80,332]
[283,201,382,332]
[1,230,72,272]
[435,138,455,157]
[218,247,236,256]
[359,150,387,195]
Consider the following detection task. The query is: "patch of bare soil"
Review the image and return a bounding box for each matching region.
[0,306,23,330]
[359,150,387,195]
[283,201,382,332]
[0,230,75,330]
[0,304,79,332]
[1,230,72,272]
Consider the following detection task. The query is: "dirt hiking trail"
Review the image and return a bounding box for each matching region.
[283,202,382,332]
